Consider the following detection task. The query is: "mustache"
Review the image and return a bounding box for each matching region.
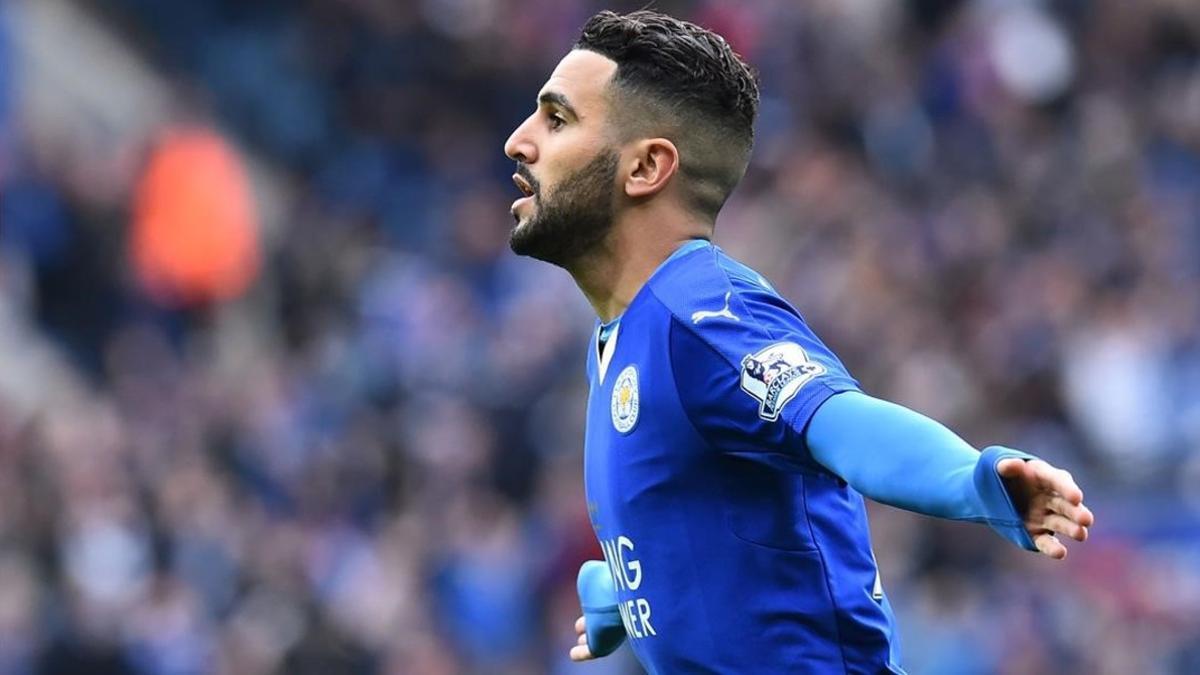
[515,163,541,196]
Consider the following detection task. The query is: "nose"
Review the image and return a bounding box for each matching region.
[504,115,538,164]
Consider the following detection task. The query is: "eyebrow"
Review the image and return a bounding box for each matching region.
[538,91,579,118]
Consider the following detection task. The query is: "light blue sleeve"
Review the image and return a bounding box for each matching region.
[806,391,1038,551]
[577,561,626,656]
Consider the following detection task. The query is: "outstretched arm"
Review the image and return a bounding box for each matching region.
[806,391,1094,558]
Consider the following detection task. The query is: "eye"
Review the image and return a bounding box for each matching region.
[548,112,567,130]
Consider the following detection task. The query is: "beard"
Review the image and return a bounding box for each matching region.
[509,150,619,267]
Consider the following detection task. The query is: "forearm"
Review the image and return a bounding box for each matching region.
[806,391,986,518]
[805,392,1035,554]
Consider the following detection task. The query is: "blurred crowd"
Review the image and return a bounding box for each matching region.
[1,0,1199,673]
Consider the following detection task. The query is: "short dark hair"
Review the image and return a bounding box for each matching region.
[575,10,759,220]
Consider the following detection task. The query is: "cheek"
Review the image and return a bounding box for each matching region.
[540,154,595,196]
[543,133,607,172]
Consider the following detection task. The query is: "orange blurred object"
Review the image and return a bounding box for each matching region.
[131,127,260,307]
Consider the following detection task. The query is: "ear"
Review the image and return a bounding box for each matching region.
[624,138,679,199]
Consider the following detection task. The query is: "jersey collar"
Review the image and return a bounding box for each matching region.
[594,238,712,384]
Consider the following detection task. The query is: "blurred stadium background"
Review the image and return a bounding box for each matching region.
[0,0,1198,673]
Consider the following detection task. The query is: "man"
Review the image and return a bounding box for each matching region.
[503,10,1094,674]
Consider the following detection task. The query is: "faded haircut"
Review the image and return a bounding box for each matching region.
[575,10,760,220]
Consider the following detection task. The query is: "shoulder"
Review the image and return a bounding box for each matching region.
[648,245,859,391]
[647,245,807,349]
[654,248,859,448]
[647,245,784,326]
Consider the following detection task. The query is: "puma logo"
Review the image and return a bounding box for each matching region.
[691,292,740,324]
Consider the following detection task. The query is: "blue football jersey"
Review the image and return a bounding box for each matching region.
[584,242,904,674]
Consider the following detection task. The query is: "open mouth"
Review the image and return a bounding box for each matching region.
[510,173,537,220]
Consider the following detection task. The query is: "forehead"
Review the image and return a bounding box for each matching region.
[539,49,617,114]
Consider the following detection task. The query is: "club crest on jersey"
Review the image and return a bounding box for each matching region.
[611,365,640,433]
[740,342,825,421]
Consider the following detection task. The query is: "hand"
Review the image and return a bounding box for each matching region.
[997,458,1095,559]
[570,616,595,662]
[574,560,625,658]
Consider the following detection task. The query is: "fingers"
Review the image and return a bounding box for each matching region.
[1031,475,1094,544]
[1034,533,1068,560]
[1041,513,1088,542]
[1007,458,1091,518]
[996,458,1026,479]
[570,616,594,661]
[1000,458,1095,559]
[1076,503,1094,528]
[570,643,595,661]
[1029,462,1094,534]
[1048,495,1095,528]
[1030,460,1083,505]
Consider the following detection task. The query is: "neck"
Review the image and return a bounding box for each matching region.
[566,211,710,323]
